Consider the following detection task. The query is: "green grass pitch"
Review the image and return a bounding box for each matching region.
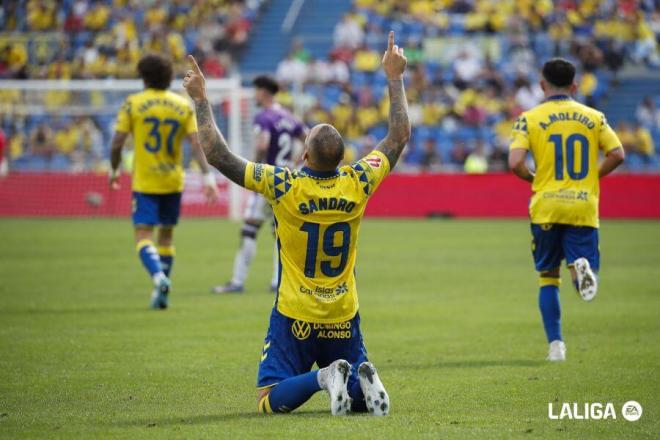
[0,218,658,439]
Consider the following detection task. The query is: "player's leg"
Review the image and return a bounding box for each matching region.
[135,226,170,309]
[531,224,565,361]
[149,193,182,309]
[154,226,174,309]
[133,192,169,308]
[212,194,266,293]
[135,226,164,280]
[155,192,182,279]
[256,309,321,414]
[564,226,600,302]
[222,219,262,291]
[157,226,175,278]
[317,314,389,415]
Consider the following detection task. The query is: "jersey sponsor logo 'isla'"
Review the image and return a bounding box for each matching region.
[299,282,349,303]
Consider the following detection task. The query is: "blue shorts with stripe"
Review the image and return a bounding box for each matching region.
[132,192,182,226]
[257,307,368,390]
[531,223,600,272]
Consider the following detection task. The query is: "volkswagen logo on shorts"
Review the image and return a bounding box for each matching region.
[291,320,311,340]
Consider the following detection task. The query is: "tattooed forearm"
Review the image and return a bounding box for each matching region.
[194,98,247,186]
[376,79,411,169]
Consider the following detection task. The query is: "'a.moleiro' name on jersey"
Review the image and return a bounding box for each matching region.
[538,111,596,130]
[244,151,390,324]
[509,96,622,228]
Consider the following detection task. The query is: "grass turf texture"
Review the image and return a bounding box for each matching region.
[0,218,658,439]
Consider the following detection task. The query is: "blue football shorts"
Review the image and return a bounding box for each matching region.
[531,223,600,272]
[257,307,368,391]
[132,192,182,226]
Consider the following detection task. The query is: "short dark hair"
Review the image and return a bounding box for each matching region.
[137,54,173,90]
[542,58,576,88]
[253,75,279,95]
[308,124,344,169]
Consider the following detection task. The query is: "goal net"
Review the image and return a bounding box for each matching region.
[0,78,256,219]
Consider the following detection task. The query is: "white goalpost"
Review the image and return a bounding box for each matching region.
[0,78,256,220]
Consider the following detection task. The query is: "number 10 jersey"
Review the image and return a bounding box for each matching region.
[509,96,622,228]
[245,151,390,324]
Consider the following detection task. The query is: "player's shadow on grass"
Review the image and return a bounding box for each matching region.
[118,410,343,427]
[394,359,544,369]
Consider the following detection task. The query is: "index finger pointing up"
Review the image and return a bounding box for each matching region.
[387,31,394,53]
[188,55,202,74]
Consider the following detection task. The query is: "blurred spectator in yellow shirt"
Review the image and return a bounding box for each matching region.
[634,123,655,160]
[353,44,380,72]
[331,94,354,134]
[306,102,332,126]
[54,122,81,156]
[84,3,111,31]
[355,104,381,132]
[8,43,28,76]
[27,0,56,31]
[464,141,488,174]
[616,122,636,152]
[145,3,168,30]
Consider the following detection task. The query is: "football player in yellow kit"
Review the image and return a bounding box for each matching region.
[184,31,410,415]
[509,58,625,361]
[109,54,219,309]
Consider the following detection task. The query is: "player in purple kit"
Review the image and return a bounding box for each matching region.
[212,75,308,294]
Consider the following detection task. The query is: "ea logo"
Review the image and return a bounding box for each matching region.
[621,401,642,422]
[291,320,311,340]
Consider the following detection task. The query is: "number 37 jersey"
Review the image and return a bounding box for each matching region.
[510,96,622,228]
[115,89,197,193]
[245,151,390,324]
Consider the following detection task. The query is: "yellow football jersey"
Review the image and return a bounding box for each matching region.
[115,88,197,193]
[245,150,390,324]
[510,96,622,227]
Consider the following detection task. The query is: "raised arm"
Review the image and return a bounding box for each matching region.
[375,31,411,169]
[183,55,248,187]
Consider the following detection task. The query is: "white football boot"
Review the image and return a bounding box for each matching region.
[358,362,390,416]
[319,359,352,416]
[574,257,598,301]
[547,340,566,361]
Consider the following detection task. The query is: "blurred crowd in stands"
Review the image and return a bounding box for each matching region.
[274,0,660,171]
[0,0,659,174]
[0,0,265,173]
[0,0,265,80]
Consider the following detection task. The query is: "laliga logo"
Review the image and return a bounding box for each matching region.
[548,401,642,421]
